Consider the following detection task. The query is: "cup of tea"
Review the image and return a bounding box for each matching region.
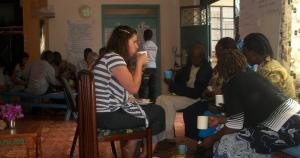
[215,94,224,107]
[164,70,172,79]
[197,116,208,129]
[137,51,147,56]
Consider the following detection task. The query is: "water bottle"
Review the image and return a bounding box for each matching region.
[171,144,187,158]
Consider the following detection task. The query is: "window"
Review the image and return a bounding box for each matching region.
[210,6,234,51]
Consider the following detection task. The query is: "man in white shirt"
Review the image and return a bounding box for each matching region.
[139,29,158,102]
[25,50,61,95]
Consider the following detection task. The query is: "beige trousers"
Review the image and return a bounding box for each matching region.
[155,94,200,139]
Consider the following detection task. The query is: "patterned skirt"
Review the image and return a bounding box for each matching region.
[213,113,300,158]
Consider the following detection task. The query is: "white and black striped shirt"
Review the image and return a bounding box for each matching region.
[225,99,300,131]
[93,52,148,127]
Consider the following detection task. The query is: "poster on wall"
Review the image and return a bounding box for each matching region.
[66,20,94,63]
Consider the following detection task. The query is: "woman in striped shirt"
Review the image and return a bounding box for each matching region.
[93,25,165,158]
[197,51,300,158]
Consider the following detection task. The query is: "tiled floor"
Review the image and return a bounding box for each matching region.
[0,112,294,158]
[0,112,197,158]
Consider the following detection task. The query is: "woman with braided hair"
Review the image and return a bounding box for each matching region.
[197,50,300,158]
[242,33,296,99]
[93,25,165,158]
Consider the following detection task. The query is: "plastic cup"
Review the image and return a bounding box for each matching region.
[164,70,172,79]
[178,144,187,154]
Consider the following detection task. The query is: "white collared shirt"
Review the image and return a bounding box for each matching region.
[186,65,200,88]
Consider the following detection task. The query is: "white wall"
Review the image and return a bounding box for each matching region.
[239,0,282,59]
[179,0,199,6]
[211,0,233,6]
[48,0,180,93]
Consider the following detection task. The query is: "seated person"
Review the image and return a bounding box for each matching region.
[11,52,29,88]
[58,60,76,88]
[93,25,165,158]
[198,50,300,157]
[0,61,8,92]
[156,43,212,141]
[86,51,99,70]
[76,48,98,74]
[242,33,296,99]
[24,50,61,95]
[183,37,237,140]
[52,51,63,77]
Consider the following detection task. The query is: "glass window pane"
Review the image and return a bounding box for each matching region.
[222,19,234,29]
[222,7,234,18]
[211,30,221,40]
[223,30,234,38]
[181,7,201,26]
[211,7,220,18]
[211,40,218,52]
[211,18,220,29]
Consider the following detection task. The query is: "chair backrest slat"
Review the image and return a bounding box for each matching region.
[78,70,99,158]
[61,77,78,119]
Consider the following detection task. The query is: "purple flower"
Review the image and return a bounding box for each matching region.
[0,104,24,121]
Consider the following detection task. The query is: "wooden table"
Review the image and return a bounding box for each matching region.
[0,121,42,158]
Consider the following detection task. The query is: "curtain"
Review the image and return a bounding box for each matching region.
[279,0,292,70]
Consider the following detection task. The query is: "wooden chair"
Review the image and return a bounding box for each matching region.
[61,77,119,158]
[77,70,153,158]
[61,77,79,158]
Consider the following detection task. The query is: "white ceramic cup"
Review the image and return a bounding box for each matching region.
[207,86,213,92]
[197,116,208,129]
[137,51,147,56]
[215,94,224,107]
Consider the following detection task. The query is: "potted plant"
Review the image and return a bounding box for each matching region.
[0,104,24,129]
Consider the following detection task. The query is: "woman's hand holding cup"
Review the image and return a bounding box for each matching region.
[136,51,148,66]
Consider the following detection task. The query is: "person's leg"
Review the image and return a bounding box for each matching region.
[121,140,138,158]
[238,114,300,153]
[156,95,199,139]
[139,143,157,158]
[139,69,150,99]
[183,101,208,140]
[140,104,166,157]
[148,68,157,102]
[214,114,300,157]
[213,132,272,158]
[96,110,145,130]
[96,110,145,157]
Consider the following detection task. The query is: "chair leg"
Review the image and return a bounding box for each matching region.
[146,128,152,158]
[70,126,79,158]
[65,109,71,121]
[111,141,118,158]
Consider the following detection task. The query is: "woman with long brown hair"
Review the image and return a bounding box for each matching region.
[93,25,165,158]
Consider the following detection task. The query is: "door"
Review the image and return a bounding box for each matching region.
[180,6,210,66]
